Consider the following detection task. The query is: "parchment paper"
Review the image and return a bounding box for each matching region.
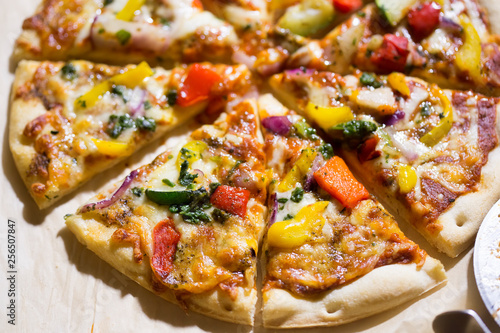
[1,1,500,332]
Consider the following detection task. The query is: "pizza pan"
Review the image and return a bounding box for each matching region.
[473,198,500,328]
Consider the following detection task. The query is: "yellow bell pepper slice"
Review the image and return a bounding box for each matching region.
[116,0,146,21]
[278,149,317,192]
[74,62,153,110]
[91,138,130,156]
[420,86,453,147]
[387,72,410,97]
[455,14,482,83]
[176,140,208,169]
[110,61,154,88]
[75,81,111,109]
[267,201,329,248]
[305,102,354,131]
[397,164,417,194]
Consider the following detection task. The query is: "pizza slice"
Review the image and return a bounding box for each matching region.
[228,0,361,76]
[10,60,253,208]
[13,0,238,65]
[269,69,500,257]
[257,94,446,328]
[65,97,268,324]
[287,0,500,95]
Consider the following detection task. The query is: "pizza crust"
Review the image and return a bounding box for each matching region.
[65,214,257,325]
[262,256,446,328]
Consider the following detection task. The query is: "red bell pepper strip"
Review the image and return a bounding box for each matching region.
[314,156,369,208]
[150,219,180,281]
[370,34,410,73]
[210,185,250,218]
[408,2,441,39]
[357,136,381,163]
[333,0,362,13]
[177,64,221,107]
[192,0,203,10]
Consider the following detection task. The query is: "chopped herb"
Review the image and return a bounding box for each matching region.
[294,120,319,140]
[64,214,72,220]
[330,120,378,141]
[243,24,252,31]
[167,89,177,106]
[131,187,143,197]
[227,160,243,179]
[107,114,135,139]
[143,100,152,110]
[111,85,128,103]
[277,198,288,204]
[104,0,113,5]
[359,72,382,88]
[357,11,366,17]
[283,214,294,220]
[60,63,77,80]
[50,130,59,135]
[438,112,444,119]
[319,143,334,160]
[178,160,198,187]
[420,101,432,117]
[168,154,173,160]
[209,182,221,195]
[162,179,176,187]
[290,187,304,203]
[77,99,87,108]
[116,29,131,45]
[135,116,156,132]
[212,208,229,224]
[169,187,212,224]
[98,28,105,34]
[160,18,170,26]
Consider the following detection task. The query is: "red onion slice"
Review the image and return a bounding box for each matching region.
[268,193,278,226]
[385,128,419,162]
[128,87,146,117]
[304,153,325,192]
[384,110,405,126]
[262,116,292,136]
[284,68,315,77]
[78,170,138,214]
[439,17,463,34]
[232,50,256,68]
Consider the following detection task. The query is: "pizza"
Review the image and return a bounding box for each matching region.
[65,98,268,324]
[13,0,238,65]
[258,94,445,328]
[286,0,500,96]
[269,68,500,257]
[64,94,446,326]
[9,0,500,329]
[10,59,253,208]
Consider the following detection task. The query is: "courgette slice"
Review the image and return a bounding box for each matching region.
[278,0,334,37]
[375,0,417,26]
